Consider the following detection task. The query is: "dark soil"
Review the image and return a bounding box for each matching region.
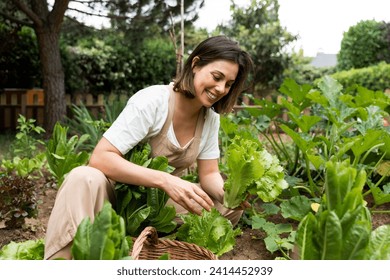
[1,179,390,260]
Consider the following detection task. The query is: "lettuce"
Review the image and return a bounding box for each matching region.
[0,239,44,260]
[223,135,288,209]
[176,208,242,256]
[71,201,131,260]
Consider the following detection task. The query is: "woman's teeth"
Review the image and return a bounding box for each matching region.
[206,91,217,100]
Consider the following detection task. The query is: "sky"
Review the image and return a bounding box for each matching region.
[194,0,390,57]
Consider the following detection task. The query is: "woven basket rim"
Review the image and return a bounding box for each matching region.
[131,226,217,260]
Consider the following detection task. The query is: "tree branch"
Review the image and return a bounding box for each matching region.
[11,0,43,27]
[67,7,127,20]
[50,0,71,25]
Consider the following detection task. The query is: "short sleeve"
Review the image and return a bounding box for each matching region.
[103,86,169,155]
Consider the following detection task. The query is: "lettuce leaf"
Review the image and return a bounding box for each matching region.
[176,208,241,256]
[0,239,44,260]
[223,135,287,209]
[71,201,131,260]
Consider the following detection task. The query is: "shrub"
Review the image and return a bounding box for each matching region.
[330,62,390,92]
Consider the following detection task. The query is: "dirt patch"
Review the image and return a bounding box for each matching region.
[1,182,390,260]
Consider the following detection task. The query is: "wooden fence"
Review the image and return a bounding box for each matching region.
[0,88,129,131]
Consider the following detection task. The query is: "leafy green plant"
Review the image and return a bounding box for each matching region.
[45,122,90,186]
[220,124,288,209]
[176,208,242,257]
[10,115,45,159]
[0,175,39,229]
[66,103,110,151]
[115,144,177,236]
[295,160,390,260]
[71,201,131,260]
[0,239,44,260]
[242,77,390,199]
[251,215,295,258]
[1,153,46,178]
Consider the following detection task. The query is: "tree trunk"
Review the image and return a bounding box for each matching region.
[35,25,66,134]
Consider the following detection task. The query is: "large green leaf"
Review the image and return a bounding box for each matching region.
[318,211,342,260]
[295,213,319,260]
[367,225,390,260]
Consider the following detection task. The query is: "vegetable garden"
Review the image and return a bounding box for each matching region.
[1,77,389,260]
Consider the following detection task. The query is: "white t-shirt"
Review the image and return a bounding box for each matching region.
[103,84,221,159]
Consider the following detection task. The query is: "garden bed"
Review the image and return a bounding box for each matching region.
[1,177,389,260]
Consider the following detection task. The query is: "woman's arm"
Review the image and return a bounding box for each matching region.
[198,158,251,210]
[89,137,213,215]
[197,159,224,204]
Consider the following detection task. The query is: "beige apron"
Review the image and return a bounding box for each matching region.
[150,86,242,225]
[149,86,204,176]
[44,86,241,260]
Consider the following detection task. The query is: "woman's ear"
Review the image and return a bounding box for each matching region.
[191,56,200,69]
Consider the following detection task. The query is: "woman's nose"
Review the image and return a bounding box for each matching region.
[215,81,226,94]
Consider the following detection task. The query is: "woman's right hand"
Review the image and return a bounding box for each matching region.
[160,173,214,215]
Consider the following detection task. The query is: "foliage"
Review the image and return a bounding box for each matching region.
[221,133,288,209]
[1,155,46,178]
[0,239,44,260]
[45,122,90,186]
[240,77,390,198]
[62,36,176,95]
[105,0,204,49]
[0,23,41,88]
[72,201,131,260]
[115,144,177,236]
[10,115,45,159]
[65,97,126,151]
[66,104,110,151]
[330,62,390,92]
[251,215,295,256]
[295,160,390,260]
[337,20,390,71]
[0,175,39,229]
[176,208,242,256]
[220,0,297,93]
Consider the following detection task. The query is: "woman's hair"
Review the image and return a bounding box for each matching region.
[173,35,253,114]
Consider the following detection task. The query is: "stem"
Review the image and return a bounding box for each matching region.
[304,155,317,197]
[371,210,390,214]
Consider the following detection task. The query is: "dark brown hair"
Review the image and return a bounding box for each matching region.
[173,35,253,114]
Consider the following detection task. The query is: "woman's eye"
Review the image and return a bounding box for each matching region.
[212,75,221,81]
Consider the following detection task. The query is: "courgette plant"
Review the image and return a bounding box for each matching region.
[240,77,390,201]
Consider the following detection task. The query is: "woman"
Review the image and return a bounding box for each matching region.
[44,35,253,260]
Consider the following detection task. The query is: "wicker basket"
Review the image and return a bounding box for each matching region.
[131,226,217,260]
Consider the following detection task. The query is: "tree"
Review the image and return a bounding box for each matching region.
[337,20,390,71]
[1,0,204,133]
[219,0,297,96]
[1,0,70,132]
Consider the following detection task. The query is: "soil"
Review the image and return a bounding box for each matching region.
[1,178,390,260]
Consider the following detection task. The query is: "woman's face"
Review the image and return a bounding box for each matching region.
[192,59,239,108]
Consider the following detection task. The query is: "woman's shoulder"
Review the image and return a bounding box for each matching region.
[128,84,170,108]
[204,107,220,127]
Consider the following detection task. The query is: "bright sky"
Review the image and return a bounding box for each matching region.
[195,0,390,57]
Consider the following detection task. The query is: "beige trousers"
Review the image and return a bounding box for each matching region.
[44,166,242,259]
[44,166,116,260]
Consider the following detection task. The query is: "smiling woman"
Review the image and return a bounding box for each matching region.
[44,35,254,260]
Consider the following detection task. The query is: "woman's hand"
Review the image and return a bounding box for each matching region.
[160,173,214,215]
